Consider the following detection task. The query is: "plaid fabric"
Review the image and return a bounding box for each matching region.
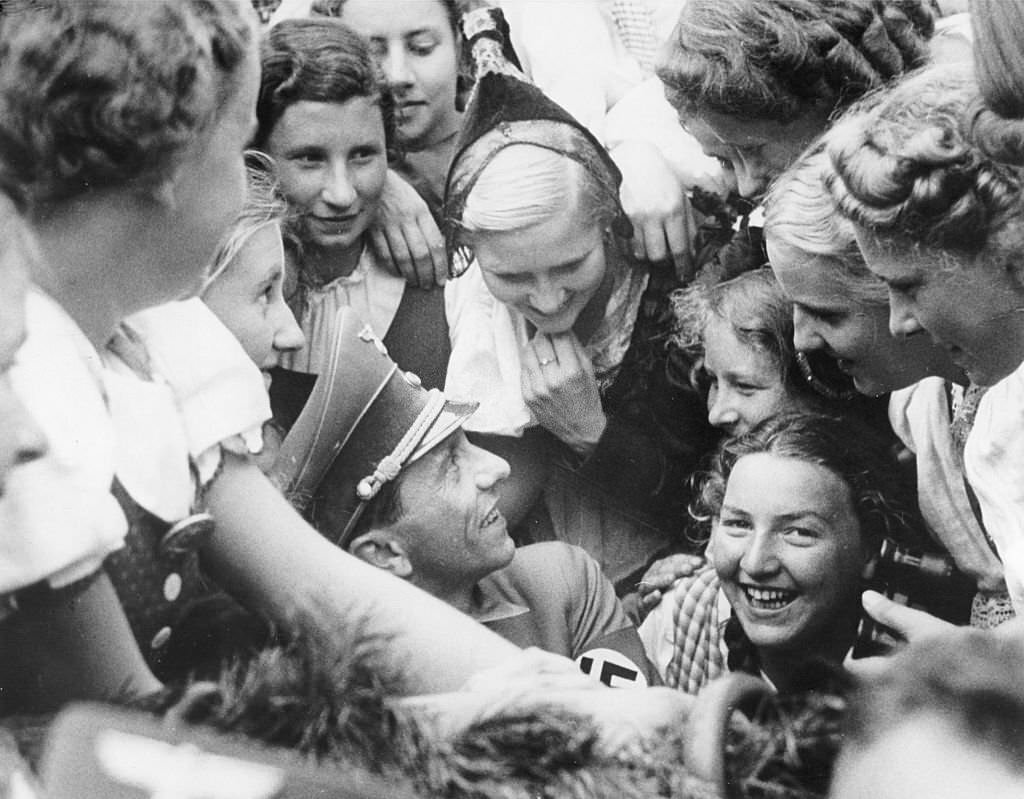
[950,382,987,466]
[610,0,658,73]
[951,382,1000,556]
[665,565,726,694]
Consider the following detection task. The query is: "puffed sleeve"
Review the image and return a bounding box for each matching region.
[121,299,271,487]
[1,291,127,605]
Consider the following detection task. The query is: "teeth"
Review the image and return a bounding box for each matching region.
[743,586,795,609]
[482,508,498,525]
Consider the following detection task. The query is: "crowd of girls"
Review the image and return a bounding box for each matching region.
[5,0,1024,796]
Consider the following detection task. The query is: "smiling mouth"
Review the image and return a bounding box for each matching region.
[481,506,502,527]
[313,213,359,225]
[742,584,798,611]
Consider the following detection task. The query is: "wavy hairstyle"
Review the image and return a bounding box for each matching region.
[0,0,255,211]
[253,18,396,159]
[824,64,1024,260]
[967,0,1024,166]
[672,269,809,399]
[657,0,934,124]
[693,411,913,549]
[765,142,887,305]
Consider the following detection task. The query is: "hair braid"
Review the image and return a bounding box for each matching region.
[825,65,1024,257]
[657,0,934,124]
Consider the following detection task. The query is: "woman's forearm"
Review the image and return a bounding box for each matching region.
[0,571,160,713]
[202,454,521,694]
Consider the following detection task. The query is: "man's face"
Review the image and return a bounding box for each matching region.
[390,430,514,587]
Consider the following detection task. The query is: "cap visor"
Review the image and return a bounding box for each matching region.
[408,399,479,463]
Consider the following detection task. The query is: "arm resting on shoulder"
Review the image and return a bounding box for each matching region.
[200,453,521,694]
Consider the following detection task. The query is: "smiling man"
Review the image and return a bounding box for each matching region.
[271,309,656,687]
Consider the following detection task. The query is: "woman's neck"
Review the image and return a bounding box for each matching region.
[401,116,462,197]
[301,239,365,285]
[756,613,858,692]
[31,199,148,349]
[571,243,619,345]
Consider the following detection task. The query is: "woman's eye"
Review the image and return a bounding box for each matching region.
[408,36,437,56]
[351,147,381,163]
[494,272,530,285]
[783,526,819,544]
[719,516,751,534]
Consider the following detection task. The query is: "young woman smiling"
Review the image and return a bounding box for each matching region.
[312,0,464,214]
[444,8,717,585]
[639,412,919,693]
[255,18,451,389]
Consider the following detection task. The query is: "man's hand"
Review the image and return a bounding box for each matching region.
[369,170,447,289]
[636,554,706,618]
[521,332,606,456]
[612,139,696,282]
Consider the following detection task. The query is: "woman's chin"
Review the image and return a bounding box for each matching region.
[523,309,580,336]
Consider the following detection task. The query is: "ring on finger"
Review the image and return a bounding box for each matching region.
[539,357,556,367]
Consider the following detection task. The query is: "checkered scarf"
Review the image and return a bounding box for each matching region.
[610,0,658,73]
[665,565,726,694]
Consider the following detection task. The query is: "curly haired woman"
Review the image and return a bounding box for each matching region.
[658,0,939,202]
[822,64,1024,634]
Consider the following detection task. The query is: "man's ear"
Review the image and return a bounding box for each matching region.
[348,531,413,579]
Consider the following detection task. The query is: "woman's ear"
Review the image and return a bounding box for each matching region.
[348,531,413,579]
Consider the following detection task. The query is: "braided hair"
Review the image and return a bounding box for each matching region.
[824,64,1024,260]
[968,0,1024,166]
[657,0,934,124]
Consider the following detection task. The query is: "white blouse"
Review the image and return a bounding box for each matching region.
[281,248,406,375]
[1,290,127,601]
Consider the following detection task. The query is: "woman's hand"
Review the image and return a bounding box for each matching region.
[845,590,958,680]
[611,139,696,282]
[521,332,607,456]
[636,554,707,617]
[369,170,447,289]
